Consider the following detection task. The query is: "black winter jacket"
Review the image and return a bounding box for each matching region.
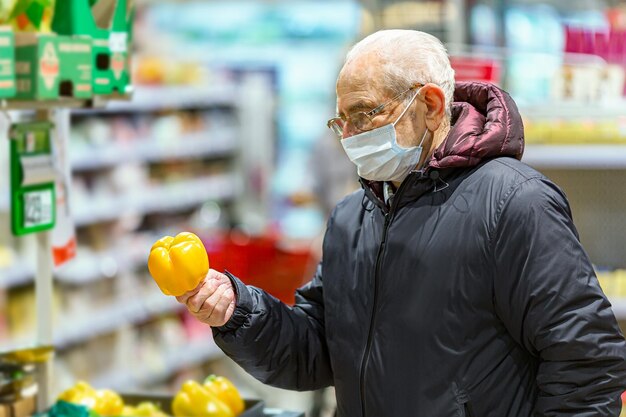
[213,82,626,417]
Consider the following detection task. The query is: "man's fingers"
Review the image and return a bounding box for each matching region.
[175,279,205,305]
[173,269,235,326]
[185,277,221,313]
[207,287,235,325]
[197,282,230,321]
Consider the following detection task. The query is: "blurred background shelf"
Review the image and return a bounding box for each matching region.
[523,145,626,169]
[91,337,223,390]
[72,174,238,227]
[71,130,238,171]
[612,299,626,320]
[520,102,626,119]
[0,262,34,289]
[74,85,238,114]
[55,293,182,349]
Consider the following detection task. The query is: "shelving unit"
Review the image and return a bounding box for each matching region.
[74,85,239,114]
[0,77,275,398]
[92,337,223,390]
[70,130,238,171]
[55,293,183,349]
[523,145,626,169]
[73,174,238,226]
[611,299,626,320]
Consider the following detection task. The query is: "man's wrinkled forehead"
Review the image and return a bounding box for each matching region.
[337,57,382,93]
[336,57,385,113]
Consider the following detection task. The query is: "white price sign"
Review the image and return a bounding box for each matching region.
[109,32,128,53]
[23,189,53,228]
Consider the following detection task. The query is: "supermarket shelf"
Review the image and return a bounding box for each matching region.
[0,98,90,110]
[0,246,148,289]
[71,130,238,171]
[91,337,223,390]
[0,262,34,289]
[73,174,236,227]
[520,101,626,119]
[55,292,183,349]
[611,299,626,320]
[74,85,238,114]
[523,145,626,169]
[55,249,147,285]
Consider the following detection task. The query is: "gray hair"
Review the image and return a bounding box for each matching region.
[345,29,455,117]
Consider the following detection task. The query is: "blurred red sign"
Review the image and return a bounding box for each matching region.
[450,56,501,84]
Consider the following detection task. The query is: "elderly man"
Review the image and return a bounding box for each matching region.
[177,30,626,416]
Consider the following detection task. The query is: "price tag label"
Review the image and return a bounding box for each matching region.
[109,33,128,53]
[23,189,53,228]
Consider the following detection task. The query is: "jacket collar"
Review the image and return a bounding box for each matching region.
[362,82,525,206]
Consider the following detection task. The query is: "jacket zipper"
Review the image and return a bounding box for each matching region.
[359,212,390,417]
[464,402,475,417]
[358,174,417,417]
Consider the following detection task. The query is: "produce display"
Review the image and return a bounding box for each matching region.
[59,382,125,416]
[56,376,245,417]
[148,232,209,297]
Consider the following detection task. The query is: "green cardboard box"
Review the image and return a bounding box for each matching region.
[0,27,16,98]
[14,32,92,100]
[52,0,133,96]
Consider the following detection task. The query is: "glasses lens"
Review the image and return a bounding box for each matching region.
[351,112,372,133]
[328,118,344,138]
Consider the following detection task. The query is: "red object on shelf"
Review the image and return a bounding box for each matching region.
[450,56,501,85]
[202,232,313,305]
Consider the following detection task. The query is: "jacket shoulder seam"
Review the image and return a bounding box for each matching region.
[488,177,542,250]
[490,158,541,181]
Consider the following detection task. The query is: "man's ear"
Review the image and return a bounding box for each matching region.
[420,83,446,132]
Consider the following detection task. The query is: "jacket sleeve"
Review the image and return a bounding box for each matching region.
[211,256,333,391]
[492,177,626,416]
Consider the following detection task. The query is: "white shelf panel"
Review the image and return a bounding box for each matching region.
[0,262,34,289]
[610,298,626,320]
[520,101,626,119]
[1,246,148,289]
[71,130,238,171]
[523,145,626,169]
[55,250,147,285]
[55,293,182,349]
[91,337,223,390]
[74,85,238,114]
[73,174,237,227]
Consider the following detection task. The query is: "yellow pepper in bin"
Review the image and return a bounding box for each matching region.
[204,375,245,416]
[148,232,209,297]
[58,381,124,417]
[172,380,234,417]
[123,402,168,417]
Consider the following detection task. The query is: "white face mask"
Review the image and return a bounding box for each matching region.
[341,89,428,183]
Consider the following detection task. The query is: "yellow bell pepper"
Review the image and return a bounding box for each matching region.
[58,382,124,416]
[93,389,124,416]
[172,380,234,417]
[133,402,168,417]
[148,232,209,297]
[121,405,138,416]
[203,375,244,416]
[58,381,98,409]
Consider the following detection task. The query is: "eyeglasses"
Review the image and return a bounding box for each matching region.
[327,83,423,139]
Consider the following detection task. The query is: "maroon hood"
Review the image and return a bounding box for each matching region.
[429,81,525,169]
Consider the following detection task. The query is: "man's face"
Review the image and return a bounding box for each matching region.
[336,55,427,148]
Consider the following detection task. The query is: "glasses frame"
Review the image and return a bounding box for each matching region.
[327,82,423,139]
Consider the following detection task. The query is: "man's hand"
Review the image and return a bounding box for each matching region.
[176,269,236,327]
